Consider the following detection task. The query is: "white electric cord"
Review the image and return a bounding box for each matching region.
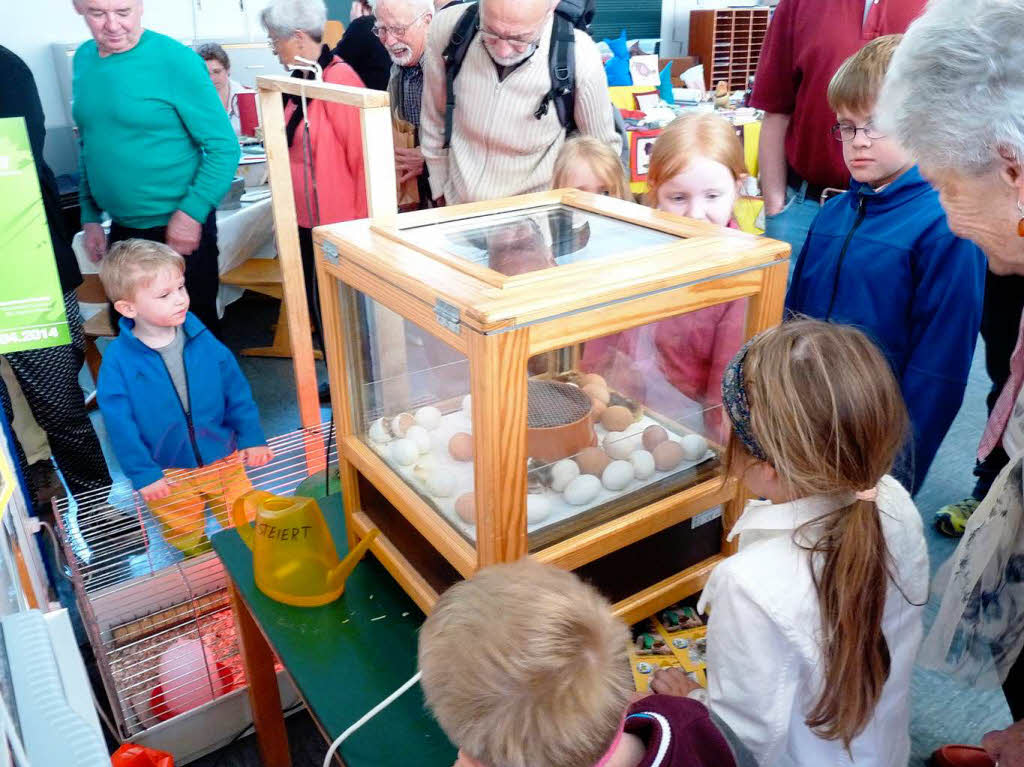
[322,670,422,767]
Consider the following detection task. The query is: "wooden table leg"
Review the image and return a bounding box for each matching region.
[230,582,292,767]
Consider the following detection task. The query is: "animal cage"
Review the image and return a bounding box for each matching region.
[54,423,339,763]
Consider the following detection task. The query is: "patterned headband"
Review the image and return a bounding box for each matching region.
[721,339,769,464]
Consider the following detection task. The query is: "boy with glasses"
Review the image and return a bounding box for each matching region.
[785,35,985,495]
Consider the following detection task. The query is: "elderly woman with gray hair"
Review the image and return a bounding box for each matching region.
[878,0,1024,764]
[261,0,367,395]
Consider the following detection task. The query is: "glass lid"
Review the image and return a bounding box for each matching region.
[398,203,681,277]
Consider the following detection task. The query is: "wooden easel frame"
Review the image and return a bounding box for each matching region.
[256,74,398,470]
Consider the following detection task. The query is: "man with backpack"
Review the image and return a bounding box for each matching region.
[419,0,619,205]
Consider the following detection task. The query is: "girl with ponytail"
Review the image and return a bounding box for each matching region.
[652,319,928,765]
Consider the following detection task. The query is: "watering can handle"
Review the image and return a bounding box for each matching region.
[230,490,273,550]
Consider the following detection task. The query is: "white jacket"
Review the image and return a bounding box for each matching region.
[698,475,929,766]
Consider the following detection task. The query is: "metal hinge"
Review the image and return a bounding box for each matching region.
[434,299,461,334]
[320,240,339,264]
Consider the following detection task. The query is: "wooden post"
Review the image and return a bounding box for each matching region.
[230,582,292,767]
[468,328,531,567]
[259,84,321,434]
[744,259,788,336]
[257,75,401,474]
[317,259,362,550]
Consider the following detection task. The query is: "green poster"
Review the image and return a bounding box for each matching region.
[0,117,70,354]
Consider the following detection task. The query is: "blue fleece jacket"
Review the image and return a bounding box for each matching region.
[97,313,267,490]
[786,165,985,494]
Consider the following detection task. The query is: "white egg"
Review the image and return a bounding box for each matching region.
[603,431,641,460]
[461,394,472,415]
[415,406,442,430]
[550,459,580,492]
[405,425,431,454]
[391,438,418,466]
[368,418,391,444]
[563,474,602,506]
[602,460,634,491]
[631,450,656,480]
[680,434,709,462]
[425,469,456,498]
[526,494,552,524]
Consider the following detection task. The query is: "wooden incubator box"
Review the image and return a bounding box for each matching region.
[315,190,788,623]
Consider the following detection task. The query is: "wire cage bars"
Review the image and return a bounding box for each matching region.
[53,423,337,740]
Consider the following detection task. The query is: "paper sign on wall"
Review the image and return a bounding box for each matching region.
[0,117,69,354]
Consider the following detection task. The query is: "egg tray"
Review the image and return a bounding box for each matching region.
[365,409,716,548]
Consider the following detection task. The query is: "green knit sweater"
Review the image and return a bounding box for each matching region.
[73,30,240,228]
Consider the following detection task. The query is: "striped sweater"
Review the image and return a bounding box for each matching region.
[420,4,620,204]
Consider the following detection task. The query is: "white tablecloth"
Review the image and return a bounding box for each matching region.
[71,194,276,317]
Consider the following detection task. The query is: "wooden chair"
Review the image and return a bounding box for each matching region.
[77,274,115,380]
[220,258,322,360]
[76,274,116,410]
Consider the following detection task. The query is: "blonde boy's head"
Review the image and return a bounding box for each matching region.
[418,559,632,767]
[99,239,185,303]
[827,35,903,114]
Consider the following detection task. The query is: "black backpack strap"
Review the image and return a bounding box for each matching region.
[535,14,576,131]
[442,3,480,149]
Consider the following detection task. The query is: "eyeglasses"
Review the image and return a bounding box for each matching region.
[831,122,886,142]
[479,26,542,52]
[372,10,429,40]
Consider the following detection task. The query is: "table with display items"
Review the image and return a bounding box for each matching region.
[313,189,789,626]
[212,495,455,767]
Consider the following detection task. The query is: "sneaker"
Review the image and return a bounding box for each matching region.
[934,498,981,538]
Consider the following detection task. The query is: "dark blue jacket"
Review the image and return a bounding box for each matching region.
[786,166,985,493]
[97,313,266,490]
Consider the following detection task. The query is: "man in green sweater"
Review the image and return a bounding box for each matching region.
[72,0,240,336]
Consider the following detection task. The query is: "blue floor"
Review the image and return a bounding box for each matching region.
[82,293,1010,764]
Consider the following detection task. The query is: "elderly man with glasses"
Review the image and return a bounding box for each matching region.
[375,0,434,208]
[420,0,619,205]
[71,0,239,338]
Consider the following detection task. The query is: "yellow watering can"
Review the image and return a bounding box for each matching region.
[231,491,378,607]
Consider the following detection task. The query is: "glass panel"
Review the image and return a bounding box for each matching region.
[399,203,679,276]
[523,297,749,551]
[344,288,475,541]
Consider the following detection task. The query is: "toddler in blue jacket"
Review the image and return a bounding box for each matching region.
[98,239,273,556]
[786,36,985,494]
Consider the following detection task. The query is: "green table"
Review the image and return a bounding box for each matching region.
[212,495,456,767]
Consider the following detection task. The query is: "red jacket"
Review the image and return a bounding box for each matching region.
[286,57,368,227]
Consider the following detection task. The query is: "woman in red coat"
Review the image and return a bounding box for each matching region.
[262,0,368,361]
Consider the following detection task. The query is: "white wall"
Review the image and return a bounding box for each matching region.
[5,0,271,174]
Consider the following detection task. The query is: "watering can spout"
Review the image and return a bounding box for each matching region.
[328,529,380,594]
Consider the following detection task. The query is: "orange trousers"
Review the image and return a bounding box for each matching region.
[145,453,251,555]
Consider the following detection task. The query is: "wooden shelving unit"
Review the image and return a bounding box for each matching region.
[688,8,771,91]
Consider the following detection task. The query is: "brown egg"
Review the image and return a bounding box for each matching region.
[449,432,474,462]
[643,425,669,452]
[455,493,476,524]
[580,372,607,389]
[601,405,634,433]
[391,412,415,437]
[582,383,610,405]
[590,397,607,419]
[653,440,685,472]
[575,446,612,476]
